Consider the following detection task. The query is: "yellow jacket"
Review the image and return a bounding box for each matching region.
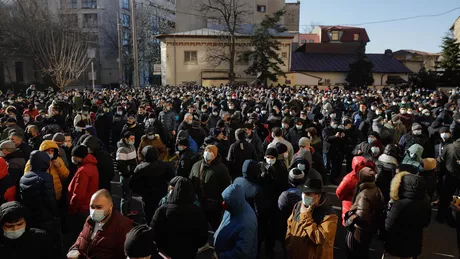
[24,140,70,200]
[286,198,338,259]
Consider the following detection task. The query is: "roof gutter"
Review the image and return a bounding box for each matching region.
[299,72,323,85]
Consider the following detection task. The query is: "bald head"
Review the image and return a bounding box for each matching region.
[91,189,112,203]
[90,189,113,223]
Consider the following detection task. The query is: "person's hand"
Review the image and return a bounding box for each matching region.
[51,159,61,168]
[335,132,341,137]
[300,203,309,214]
[451,201,460,212]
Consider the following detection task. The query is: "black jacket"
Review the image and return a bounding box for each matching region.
[227,140,257,179]
[121,123,144,149]
[0,228,53,259]
[442,139,460,177]
[94,149,114,191]
[28,135,43,151]
[322,126,343,153]
[151,177,208,259]
[176,147,198,178]
[384,172,431,258]
[131,146,175,203]
[19,151,58,225]
[259,160,289,209]
[4,150,26,184]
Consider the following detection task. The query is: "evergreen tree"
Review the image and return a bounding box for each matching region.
[412,67,438,89]
[345,41,374,89]
[438,33,460,86]
[244,9,287,86]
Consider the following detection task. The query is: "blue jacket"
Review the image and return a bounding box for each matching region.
[214,184,258,259]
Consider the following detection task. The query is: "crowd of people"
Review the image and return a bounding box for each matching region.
[0,83,459,259]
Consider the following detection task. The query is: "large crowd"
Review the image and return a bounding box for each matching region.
[0,83,459,259]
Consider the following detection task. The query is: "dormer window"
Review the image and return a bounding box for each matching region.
[354,33,359,41]
[331,31,339,41]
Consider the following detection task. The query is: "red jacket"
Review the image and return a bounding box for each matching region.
[336,156,366,226]
[68,154,99,215]
[70,210,133,259]
[0,157,15,202]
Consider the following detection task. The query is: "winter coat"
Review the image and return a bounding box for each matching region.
[28,135,43,151]
[399,132,431,158]
[286,194,338,259]
[70,210,133,259]
[159,110,178,131]
[176,147,198,178]
[376,154,398,203]
[268,137,294,164]
[24,140,70,200]
[1,124,24,141]
[121,123,144,148]
[227,140,257,179]
[3,150,26,184]
[67,154,99,215]
[151,177,208,259]
[93,149,114,191]
[131,146,174,206]
[288,127,307,152]
[20,151,58,225]
[260,160,289,209]
[214,184,258,259]
[94,113,112,148]
[0,158,16,202]
[116,139,138,177]
[384,172,431,258]
[189,154,232,204]
[400,144,424,174]
[322,126,343,153]
[442,139,460,177]
[138,135,167,161]
[247,130,264,161]
[0,227,53,259]
[336,156,366,226]
[289,157,323,182]
[291,148,313,171]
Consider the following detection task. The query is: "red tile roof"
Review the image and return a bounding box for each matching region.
[319,26,370,43]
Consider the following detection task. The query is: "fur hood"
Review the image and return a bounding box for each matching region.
[378,154,398,166]
[390,172,426,201]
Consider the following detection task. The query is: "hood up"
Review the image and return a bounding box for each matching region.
[352,156,367,173]
[142,145,158,162]
[167,176,195,204]
[222,184,246,215]
[242,159,260,182]
[390,172,426,200]
[407,143,424,162]
[29,150,51,172]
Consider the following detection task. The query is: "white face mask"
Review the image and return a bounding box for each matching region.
[441,133,450,140]
[413,130,422,136]
[204,151,215,162]
[297,164,306,171]
[3,227,25,240]
[265,158,276,165]
[90,208,107,223]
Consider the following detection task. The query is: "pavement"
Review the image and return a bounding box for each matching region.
[63,156,459,259]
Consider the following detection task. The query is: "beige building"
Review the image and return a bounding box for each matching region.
[393,49,441,74]
[157,28,293,86]
[451,16,460,43]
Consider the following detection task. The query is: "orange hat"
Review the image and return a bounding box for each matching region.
[206,145,218,157]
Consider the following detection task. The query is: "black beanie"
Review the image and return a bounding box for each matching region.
[71,145,88,158]
[177,137,189,147]
[124,225,154,257]
[265,147,278,157]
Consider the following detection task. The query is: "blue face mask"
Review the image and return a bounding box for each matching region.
[368,138,374,144]
[3,227,26,240]
[302,194,314,207]
[178,146,184,151]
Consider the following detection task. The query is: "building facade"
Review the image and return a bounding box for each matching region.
[157,28,293,86]
[393,49,441,74]
[451,16,460,43]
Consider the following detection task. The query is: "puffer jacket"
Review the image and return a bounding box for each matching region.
[70,210,133,259]
[116,139,138,177]
[376,153,398,203]
[214,184,258,259]
[67,154,99,215]
[246,130,264,161]
[151,177,208,259]
[336,156,366,226]
[400,143,424,174]
[137,135,167,161]
[286,194,338,259]
[345,167,385,244]
[159,110,178,131]
[384,172,431,258]
[23,140,70,200]
[0,158,16,202]
[20,151,58,225]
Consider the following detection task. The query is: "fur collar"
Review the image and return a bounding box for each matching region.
[390,172,409,201]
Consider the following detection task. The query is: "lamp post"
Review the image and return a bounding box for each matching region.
[131,0,140,88]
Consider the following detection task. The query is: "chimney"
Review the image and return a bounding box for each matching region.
[384,49,393,56]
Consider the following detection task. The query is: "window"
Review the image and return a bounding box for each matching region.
[122,0,129,10]
[308,39,314,43]
[88,33,99,43]
[281,52,287,59]
[121,13,130,28]
[60,14,78,26]
[184,51,197,64]
[15,62,24,83]
[300,40,306,44]
[257,5,266,12]
[353,33,359,41]
[331,31,339,41]
[83,13,98,28]
[122,31,129,46]
[82,0,97,9]
[64,0,77,9]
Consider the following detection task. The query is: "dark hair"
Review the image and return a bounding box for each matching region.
[307,127,317,137]
[123,131,135,139]
[272,127,282,137]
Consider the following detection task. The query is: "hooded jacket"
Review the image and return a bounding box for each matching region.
[227,138,257,179]
[131,146,174,204]
[24,140,70,200]
[70,209,133,259]
[83,136,114,191]
[376,150,399,203]
[214,184,258,259]
[151,177,208,259]
[246,130,264,161]
[0,158,15,203]
[67,154,99,215]
[20,151,57,224]
[286,193,338,259]
[0,202,53,259]
[233,160,266,219]
[384,172,431,257]
[336,156,366,226]
[401,144,424,174]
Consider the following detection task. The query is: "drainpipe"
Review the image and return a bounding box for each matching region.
[380,73,386,86]
[173,34,177,86]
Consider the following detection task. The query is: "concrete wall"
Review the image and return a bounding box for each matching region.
[453,17,460,43]
[284,2,300,32]
[291,72,409,86]
[160,36,292,86]
[2,55,41,85]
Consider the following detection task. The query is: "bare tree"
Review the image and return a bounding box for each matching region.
[0,0,92,90]
[197,0,252,84]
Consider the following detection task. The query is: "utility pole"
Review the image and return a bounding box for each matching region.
[131,0,140,88]
[117,12,123,83]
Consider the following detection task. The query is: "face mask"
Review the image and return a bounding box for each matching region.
[261,110,267,115]
[302,193,314,207]
[331,124,338,129]
[201,109,207,113]
[296,125,302,130]
[300,115,307,120]
[3,227,25,240]
[23,117,30,122]
[282,124,289,129]
[147,134,155,140]
[178,146,184,152]
[423,113,430,116]
[71,157,80,165]
[297,164,306,171]
[128,141,135,145]
[371,147,380,155]
[117,111,123,115]
[359,108,366,112]
[204,151,214,162]
[413,130,422,136]
[283,153,289,159]
[441,133,450,140]
[165,106,171,111]
[48,153,54,160]
[186,120,192,125]
[368,138,374,144]
[400,110,407,114]
[90,209,107,223]
[265,158,276,165]
[376,111,382,115]
[212,112,218,116]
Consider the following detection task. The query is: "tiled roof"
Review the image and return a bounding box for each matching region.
[167,28,247,37]
[318,25,370,43]
[394,49,441,56]
[291,53,412,74]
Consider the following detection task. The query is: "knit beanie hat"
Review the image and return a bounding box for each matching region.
[423,158,437,171]
[265,147,278,157]
[411,123,422,131]
[177,137,189,147]
[71,145,88,158]
[275,142,288,155]
[124,225,154,257]
[288,168,305,186]
[206,145,218,157]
